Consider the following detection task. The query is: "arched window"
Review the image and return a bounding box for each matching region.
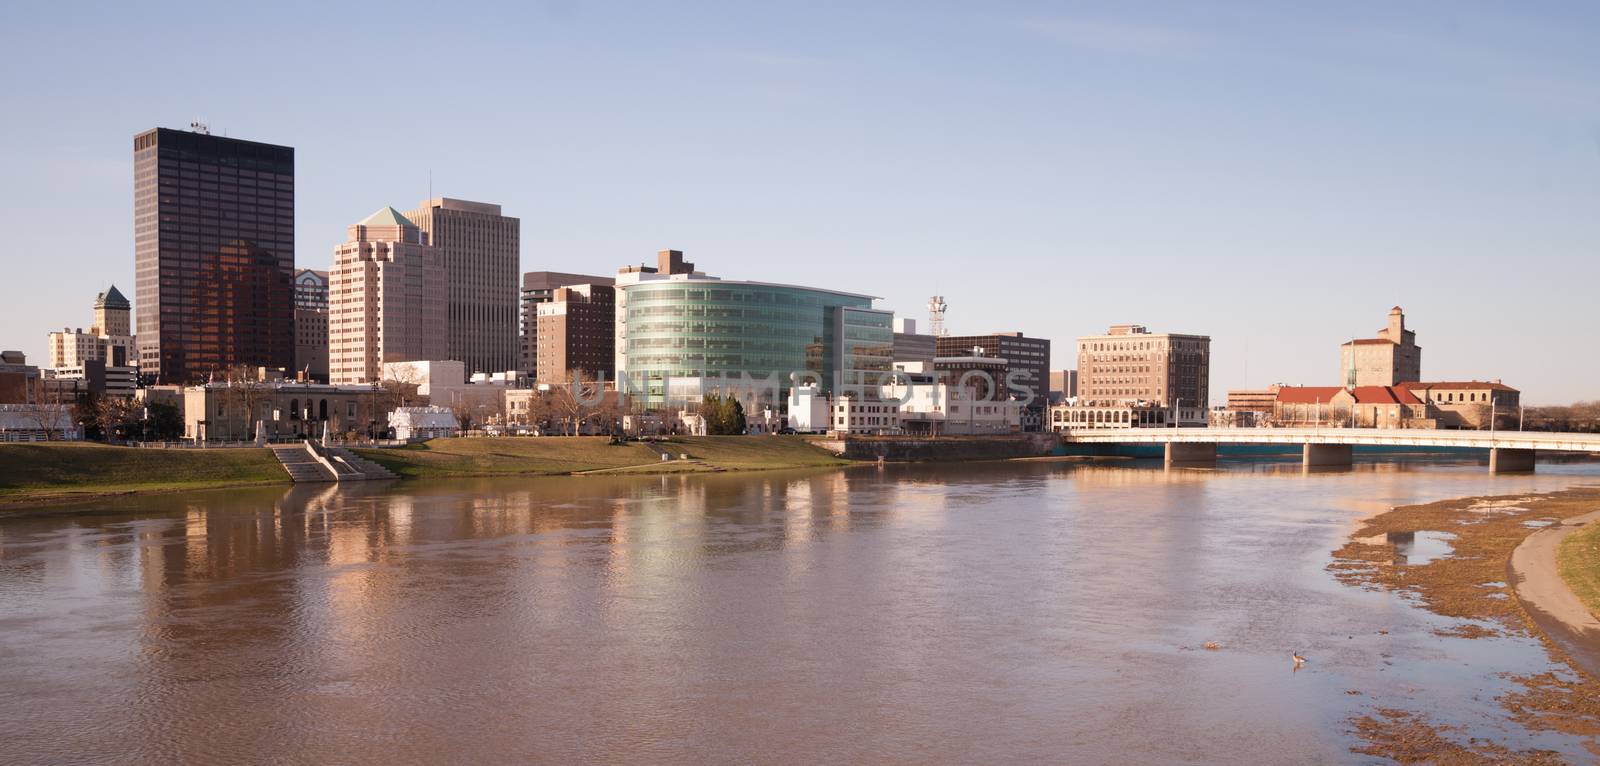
[289,399,299,420]
[319,399,329,421]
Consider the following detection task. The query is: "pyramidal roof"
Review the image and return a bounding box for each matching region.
[95,284,130,309]
[359,206,415,228]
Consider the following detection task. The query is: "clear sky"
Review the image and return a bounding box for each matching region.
[1,1,1596,404]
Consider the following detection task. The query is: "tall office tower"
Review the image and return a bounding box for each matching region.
[293,269,329,381]
[1075,324,1210,408]
[328,208,447,384]
[520,271,614,375]
[535,284,616,384]
[406,198,520,376]
[133,127,294,383]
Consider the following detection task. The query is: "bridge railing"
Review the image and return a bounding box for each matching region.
[1057,427,1600,453]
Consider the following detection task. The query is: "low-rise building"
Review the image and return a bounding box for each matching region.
[1049,401,1185,430]
[1272,386,1430,429]
[788,376,1022,435]
[1398,381,1519,429]
[389,406,460,440]
[0,403,81,441]
[180,382,404,442]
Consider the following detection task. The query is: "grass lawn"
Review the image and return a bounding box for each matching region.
[351,437,660,478]
[0,442,287,505]
[352,435,846,479]
[660,436,847,471]
[1558,520,1600,620]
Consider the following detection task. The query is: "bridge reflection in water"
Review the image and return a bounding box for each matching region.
[1058,427,1600,473]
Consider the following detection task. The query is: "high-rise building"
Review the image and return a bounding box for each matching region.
[406,198,519,376]
[93,285,132,338]
[936,332,1052,412]
[294,268,328,311]
[521,271,614,375]
[1076,324,1210,409]
[293,269,329,382]
[329,208,447,384]
[1340,306,1421,387]
[47,285,135,369]
[892,317,936,369]
[133,127,294,383]
[535,284,616,384]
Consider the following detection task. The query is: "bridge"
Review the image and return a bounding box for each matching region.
[1058,427,1600,472]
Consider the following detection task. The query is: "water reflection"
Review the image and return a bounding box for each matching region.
[0,458,1597,763]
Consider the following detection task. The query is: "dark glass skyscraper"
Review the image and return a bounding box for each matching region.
[134,127,294,383]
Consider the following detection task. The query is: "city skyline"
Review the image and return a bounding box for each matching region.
[2,2,1598,402]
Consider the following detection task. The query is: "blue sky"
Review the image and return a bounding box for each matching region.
[1,1,1596,403]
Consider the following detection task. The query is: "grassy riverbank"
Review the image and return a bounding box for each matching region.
[0,437,848,510]
[0,442,286,507]
[1559,521,1600,620]
[351,436,846,478]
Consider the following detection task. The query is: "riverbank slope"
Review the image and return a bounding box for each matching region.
[0,443,287,507]
[350,436,847,478]
[0,437,850,510]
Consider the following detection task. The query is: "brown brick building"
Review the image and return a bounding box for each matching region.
[535,284,615,384]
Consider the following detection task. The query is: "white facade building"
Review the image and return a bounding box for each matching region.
[388,406,461,440]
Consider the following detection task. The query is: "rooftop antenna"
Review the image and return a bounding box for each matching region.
[928,295,948,337]
[189,119,210,135]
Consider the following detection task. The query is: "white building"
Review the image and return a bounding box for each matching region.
[787,377,1022,436]
[0,404,81,441]
[787,384,833,433]
[886,377,1021,435]
[388,406,460,440]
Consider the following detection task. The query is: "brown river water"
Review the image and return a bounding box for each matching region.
[2,457,1599,764]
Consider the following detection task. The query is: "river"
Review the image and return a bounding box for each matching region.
[2,457,1598,764]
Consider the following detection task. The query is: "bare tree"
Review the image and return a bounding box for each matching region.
[88,395,137,442]
[24,378,75,440]
[219,365,274,440]
[544,371,621,435]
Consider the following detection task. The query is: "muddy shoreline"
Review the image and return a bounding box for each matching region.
[1331,485,1600,762]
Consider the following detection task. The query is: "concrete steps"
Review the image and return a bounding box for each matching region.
[328,447,398,480]
[269,444,336,483]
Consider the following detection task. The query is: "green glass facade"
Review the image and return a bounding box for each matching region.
[620,280,893,405]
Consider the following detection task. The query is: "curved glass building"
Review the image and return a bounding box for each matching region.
[617,277,893,406]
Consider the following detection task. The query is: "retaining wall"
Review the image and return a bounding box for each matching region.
[815,434,1058,462]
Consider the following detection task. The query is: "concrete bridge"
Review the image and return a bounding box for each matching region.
[1059,427,1600,472]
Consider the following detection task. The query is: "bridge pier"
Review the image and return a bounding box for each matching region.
[1489,448,1535,474]
[1302,443,1352,468]
[1165,442,1216,466]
